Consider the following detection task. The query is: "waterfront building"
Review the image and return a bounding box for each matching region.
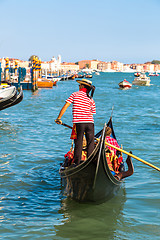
[97,61,112,71]
[154,64,160,72]
[60,62,79,73]
[1,56,160,74]
[78,60,100,70]
[135,64,144,72]
[123,64,135,72]
[111,61,124,72]
[41,55,61,73]
[0,57,7,70]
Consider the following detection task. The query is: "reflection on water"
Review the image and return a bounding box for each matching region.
[0,120,16,132]
[54,187,126,240]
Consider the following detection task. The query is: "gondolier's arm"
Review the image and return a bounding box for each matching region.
[55,102,71,124]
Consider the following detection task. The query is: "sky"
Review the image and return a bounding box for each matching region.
[0,0,160,64]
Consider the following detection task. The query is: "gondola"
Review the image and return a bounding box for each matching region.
[59,118,124,203]
[8,86,23,108]
[0,85,23,111]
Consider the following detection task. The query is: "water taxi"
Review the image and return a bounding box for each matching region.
[132,73,151,86]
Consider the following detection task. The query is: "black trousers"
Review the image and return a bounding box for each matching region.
[74,123,94,164]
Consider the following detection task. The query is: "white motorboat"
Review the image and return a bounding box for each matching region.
[148,72,159,76]
[41,75,61,82]
[132,73,151,86]
[95,72,100,75]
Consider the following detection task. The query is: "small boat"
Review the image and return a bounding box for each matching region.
[95,72,100,75]
[85,74,93,78]
[60,75,75,81]
[59,118,128,203]
[37,79,53,88]
[53,80,58,86]
[132,73,151,86]
[41,75,61,82]
[8,86,23,108]
[68,75,75,80]
[134,72,141,77]
[75,74,85,78]
[148,72,159,76]
[0,85,23,111]
[118,79,132,89]
[41,75,61,86]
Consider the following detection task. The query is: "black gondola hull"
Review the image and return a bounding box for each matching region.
[60,124,122,202]
[0,86,23,111]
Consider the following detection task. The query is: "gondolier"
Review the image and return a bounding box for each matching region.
[55,78,96,165]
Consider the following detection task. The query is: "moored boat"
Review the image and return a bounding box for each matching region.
[0,85,23,111]
[60,74,75,81]
[75,74,85,78]
[7,86,23,108]
[95,72,100,75]
[59,118,129,203]
[118,79,132,89]
[85,74,93,78]
[41,75,61,82]
[53,80,58,86]
[37,79,53,88]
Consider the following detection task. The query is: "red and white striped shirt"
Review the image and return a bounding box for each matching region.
[66,88,96,123]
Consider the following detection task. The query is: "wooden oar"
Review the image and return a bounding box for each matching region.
[61,122,72,129]
[95,138,160,172]
[57,121,160,172]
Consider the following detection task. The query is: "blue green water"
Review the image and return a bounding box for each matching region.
[0,73,160,239]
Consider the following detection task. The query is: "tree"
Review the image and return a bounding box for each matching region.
[151,60,160,64]
[28,55,39,67]
[85,63,90,69]
[28,55,39,62]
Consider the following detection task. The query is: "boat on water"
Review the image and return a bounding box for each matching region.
[134,72,141,77]
[38,74,62,88]
[41,75,61,82]
[37,79,53,88]
[60,74,75,81]
[0,85,23,111]
[118,79,132,89]
[148,72,159,76]
[59,118,131,203]
[95,71,100,75]
[132,73,151,86]
[75,74,85,78]
[85,74,93,78]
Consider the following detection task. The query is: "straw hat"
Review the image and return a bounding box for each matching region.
[76,78,92,87]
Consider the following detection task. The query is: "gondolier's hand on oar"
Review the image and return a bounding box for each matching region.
[55,102,71,125]
[55,118,62,125]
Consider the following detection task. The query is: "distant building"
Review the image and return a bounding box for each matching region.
[111,61,124,71]
[41,55,62,72]
[78,60,100,70]
[97,61,112,71]
[154,64,160,72]
[0,58,29,69]
[0,58,6,70]
[1,56,160,73]
[123,64,134,72]
[60,62,79,73]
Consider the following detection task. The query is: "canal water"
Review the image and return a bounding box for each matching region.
[0,73,160,239]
